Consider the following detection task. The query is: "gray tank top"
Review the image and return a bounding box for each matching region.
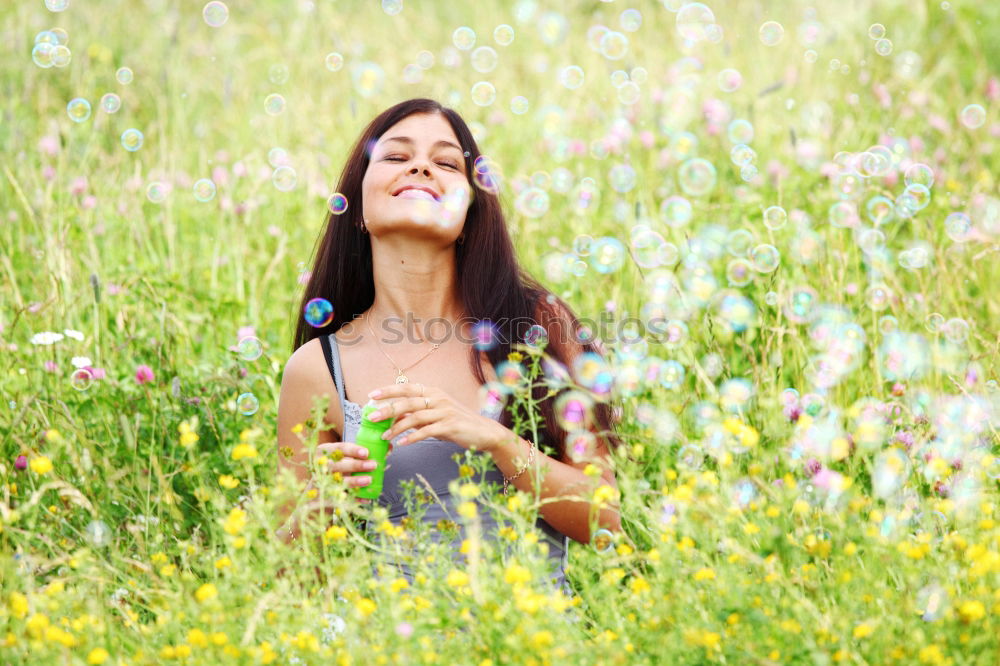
[320,333,570,592]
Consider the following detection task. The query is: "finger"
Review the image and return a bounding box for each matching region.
[371,397,427,422]
[395,423,441,446]
[348,474,372,488]
[317,442,371,460]
[328,456,378,475]
[383,409,446,442]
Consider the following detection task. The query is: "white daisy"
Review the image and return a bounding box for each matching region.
[30,331,64,345]
[71,356,93,369]
[63,329,85,341]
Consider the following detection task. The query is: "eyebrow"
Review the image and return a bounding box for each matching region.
[380,136,463,152]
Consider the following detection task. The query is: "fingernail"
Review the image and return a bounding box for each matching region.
[380,432,390,440]
[369,411,382,421]
[358,448,369,458]
[369,389,382,398]
[360,476,371,485]
[365,461,377,470]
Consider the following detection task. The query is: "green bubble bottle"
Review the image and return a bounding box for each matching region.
[351,399,395,501]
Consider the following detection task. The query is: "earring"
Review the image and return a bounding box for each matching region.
[361,218,370,234]
[457,233,465,245]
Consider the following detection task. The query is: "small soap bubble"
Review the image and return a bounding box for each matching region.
[959,104,986,129]
[592,528,615,553]
[865,284,893,311]
[874,38,893,56]
[120,128,144,152]
[272,165,297,191]
[146,182,168,203]
[327,193,348,215]
[203,1,229,27]
[619,9,642,32]
[749,244,780,273]
[916,583,949,622]
[381,0,402,15]
[351,62,385,97]
[944,212,971,242]
[763,206,787,230]
[193,178,216,202]
[717,68,742,93]
[32,43,55,68]
[515,187,549,218]
[510,96,529,114]
[478,383,505,419]
[100,92,121,113]
[67,98,91,123]
[678,158,717,196]
[599,31,629,60]
[904,163,934,189]
[51,44,71,67]
[471,46,498,73]
[453,26,476,50]
[493,24,514,45]
[84,520,112,548]
[470,81,496,106]
[617,81,640,104]
[325,52,344,71]
[237,336,263,361]
[559,65,585,89]
[868,23,886,39]
[676,2,716,42]
[237,392,259,416]
[608,164,636,193]
[45,0,69,11]
[524,324,548,348]
[588,237,625,274]
[264,93,286,115]
[472,320,499,351]
[555,390,595,430]
[116,67,133,84]
[759,20,784,45]
[660,196,693,228]
[304,297,334,328]
[71,368,94,391]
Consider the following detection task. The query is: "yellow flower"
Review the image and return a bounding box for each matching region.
[531,630,553,649]
[693,568,716,582]
[457,501,478,519]
[178,418,200,448]
[159,564,177,577]
[629,577,651,595]
[583,463,602,477]
[504,563,531,585]
[743,522,761,535]
[507,351,524,363]
[223,508,247,536]
[291,423,304,434]
[458,483,480,499]
[30,456,53,475]
[355,598,377,617]
[324,525,348,542]
[86,648,109,664]
[214,556,232,570]
[218,475,240,489]
[853,622,874,639]
[390,578,409,594]
[958,600,986,623]
[188,628,209,648]
[231,444,258,460]
[593,484,619,505]
[9,592,29,619]
[445,569,469,588]
[195,583,218,603]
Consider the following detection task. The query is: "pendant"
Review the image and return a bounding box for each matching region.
[395,374,408,384]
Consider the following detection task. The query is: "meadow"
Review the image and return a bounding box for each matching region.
[2,0,1000,663]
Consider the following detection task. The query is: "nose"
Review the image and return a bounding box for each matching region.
[408,162,431,177]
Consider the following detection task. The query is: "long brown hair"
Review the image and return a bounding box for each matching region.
[293,98,621,458]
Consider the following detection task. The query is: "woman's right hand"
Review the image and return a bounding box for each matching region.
[316,440,384,491]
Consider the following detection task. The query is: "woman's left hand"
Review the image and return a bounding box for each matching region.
[366,383,510,453]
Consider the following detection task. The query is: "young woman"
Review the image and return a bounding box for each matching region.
[275,98,622,589]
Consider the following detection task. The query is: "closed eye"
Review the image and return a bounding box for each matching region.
[384,155,460,170]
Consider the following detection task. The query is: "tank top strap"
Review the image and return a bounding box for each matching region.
[318,333,348,415]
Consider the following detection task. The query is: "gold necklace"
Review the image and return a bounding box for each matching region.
[365,309,440,384]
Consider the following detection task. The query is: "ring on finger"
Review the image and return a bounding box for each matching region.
[424,397,429,409]
[419,383,425,396]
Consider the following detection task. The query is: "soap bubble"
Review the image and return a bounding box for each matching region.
[71,368,94,391]
[45,0,70,11]
[599,31,629,60]
[510,96,529,114]
[592,528,615,554]
[453,26,476,50]
[559,65,585,89]
[237,336,263,361]
[237,392,259,416]
[67,98,91,123]
[146,182,168,203]
[868,23,886,39]
[100,93,121,113]
[589,237,625,274]
[566,430,598,463]
[759,20,784,45]
[717,68,742,93]
[193,178,216,202]
[678,158,717,196]
[763,206,787,230]
[471,320,499,351]
[515,187,549,218]
[116,67,134,84]
[470,81,496,106]
[351,62,385,97]
[494,24,515,45]
[660,195,693,228]
[874,38,893,56]
[264,93,285,115]
[619,8,642,32]
[676,2,716,42]
[32,43,55,68]
[272,165,297,191]
[381,0,402,15]
[471,46,498,73]
[555,390,595,430]
[959,104,986,129]
[325,53,344,71]
[120,129,144,151]
[749,244,780,273]
[327,193,348,215]
[203,1,229,27]
[304,298,334,328]
[51,45,71,67]
[944,212,972,242]
[524,324,548,349]
[84,520,112,548]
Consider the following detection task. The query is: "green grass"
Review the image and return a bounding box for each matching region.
[2,0,1000,664]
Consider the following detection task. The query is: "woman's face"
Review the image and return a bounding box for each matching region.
[361,112,472,242]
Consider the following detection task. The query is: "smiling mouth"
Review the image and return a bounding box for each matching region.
[394,189,439,202]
